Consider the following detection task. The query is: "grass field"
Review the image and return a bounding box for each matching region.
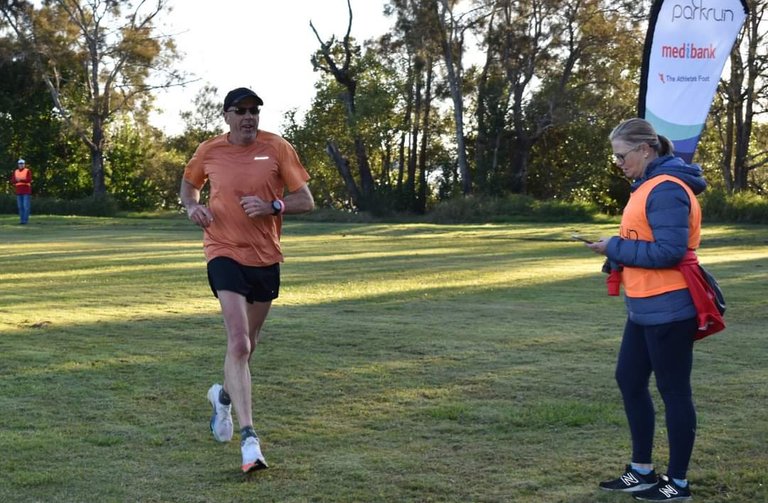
[1,215,766,503]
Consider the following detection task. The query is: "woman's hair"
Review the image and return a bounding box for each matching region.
[609,118,674,156]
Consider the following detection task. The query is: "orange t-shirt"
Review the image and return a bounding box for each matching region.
[183,130,310,266]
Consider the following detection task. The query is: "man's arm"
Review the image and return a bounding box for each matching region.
[180,178,214,228]
[240,184,315,218]
[283,184,314,214]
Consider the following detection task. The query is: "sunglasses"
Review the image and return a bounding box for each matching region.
[228,106,260,115]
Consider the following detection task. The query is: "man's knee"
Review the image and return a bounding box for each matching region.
[227,333,252,359]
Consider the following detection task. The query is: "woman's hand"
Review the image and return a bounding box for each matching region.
[586,238,611,256]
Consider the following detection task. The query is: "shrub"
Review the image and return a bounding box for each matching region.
[700,190,768,224]
[424,195,599,224]
[530,199,598,222]
[0,194,118,217]
[0,194,16,214]
[294,207,376,223]
[425,194,534,224]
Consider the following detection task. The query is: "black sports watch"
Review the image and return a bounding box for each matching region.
[271,200,283,215]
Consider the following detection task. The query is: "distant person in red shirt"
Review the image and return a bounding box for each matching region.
[11,159,32,225]
[180,87,314,474]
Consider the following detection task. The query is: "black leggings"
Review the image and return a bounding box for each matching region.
[615,317,698,480]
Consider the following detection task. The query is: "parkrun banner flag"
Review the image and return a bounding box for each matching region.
[638,0,748,162]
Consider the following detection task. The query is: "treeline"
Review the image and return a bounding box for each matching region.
[1,0,767,217]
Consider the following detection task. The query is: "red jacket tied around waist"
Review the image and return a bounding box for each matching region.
[676,250,725,340]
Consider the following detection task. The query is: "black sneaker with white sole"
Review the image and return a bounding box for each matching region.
[633,474,692,501]
[599,464,658,492]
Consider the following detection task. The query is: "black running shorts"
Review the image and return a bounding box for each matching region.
[206,256,280,303]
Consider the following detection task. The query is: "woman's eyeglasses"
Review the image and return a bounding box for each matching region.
[613,144,642,164]
[228,107,260,115]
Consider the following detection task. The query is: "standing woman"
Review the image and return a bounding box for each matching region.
[586,118,708,502]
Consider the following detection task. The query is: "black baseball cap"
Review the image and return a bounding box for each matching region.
[223,87,264,110]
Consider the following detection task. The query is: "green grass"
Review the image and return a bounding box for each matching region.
[1,215,766,503]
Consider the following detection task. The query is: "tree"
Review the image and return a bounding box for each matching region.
[106,116,164,210]
[524,0,646,210]
[431,0,476,195]
[158,85,225,209]
[0,32,92,198]
[310,0,375,210]
[708,0,768,193]
[476,0,644,195]
[1,0,185,197]
[384,0,445,211]
[281,79,352,208]
[284,51,405,211]
[179,84,224,138]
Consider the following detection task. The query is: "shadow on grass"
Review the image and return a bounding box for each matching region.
[1,218,766,502]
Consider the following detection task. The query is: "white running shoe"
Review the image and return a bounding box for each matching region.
[206,384,233,442]
[241,436,268,473]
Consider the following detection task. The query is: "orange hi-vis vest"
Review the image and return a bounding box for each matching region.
[619,175,701,298]
[14,168,31,188]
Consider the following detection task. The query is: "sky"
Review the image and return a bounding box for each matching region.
[151,0,394,136]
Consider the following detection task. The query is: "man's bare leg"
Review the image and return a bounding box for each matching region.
[217,291,271,472]
[218,291,271,429]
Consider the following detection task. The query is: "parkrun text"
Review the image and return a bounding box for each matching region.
[671,0,736,22]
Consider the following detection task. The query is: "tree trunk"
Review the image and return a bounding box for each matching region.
[397,131,406,194]
[310,2,374,210]
[406,69,423,207]
[509,138,532,194]
[435,0,471,195]
[734,8,759,193]
[354,137,374,200]
[326,140,361,209]
[715,2,766,193]
[398,61,415,197]
[90,148,107,196]
[91,116,107,196]
[720,96,735,193]
[417,59,434,214]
